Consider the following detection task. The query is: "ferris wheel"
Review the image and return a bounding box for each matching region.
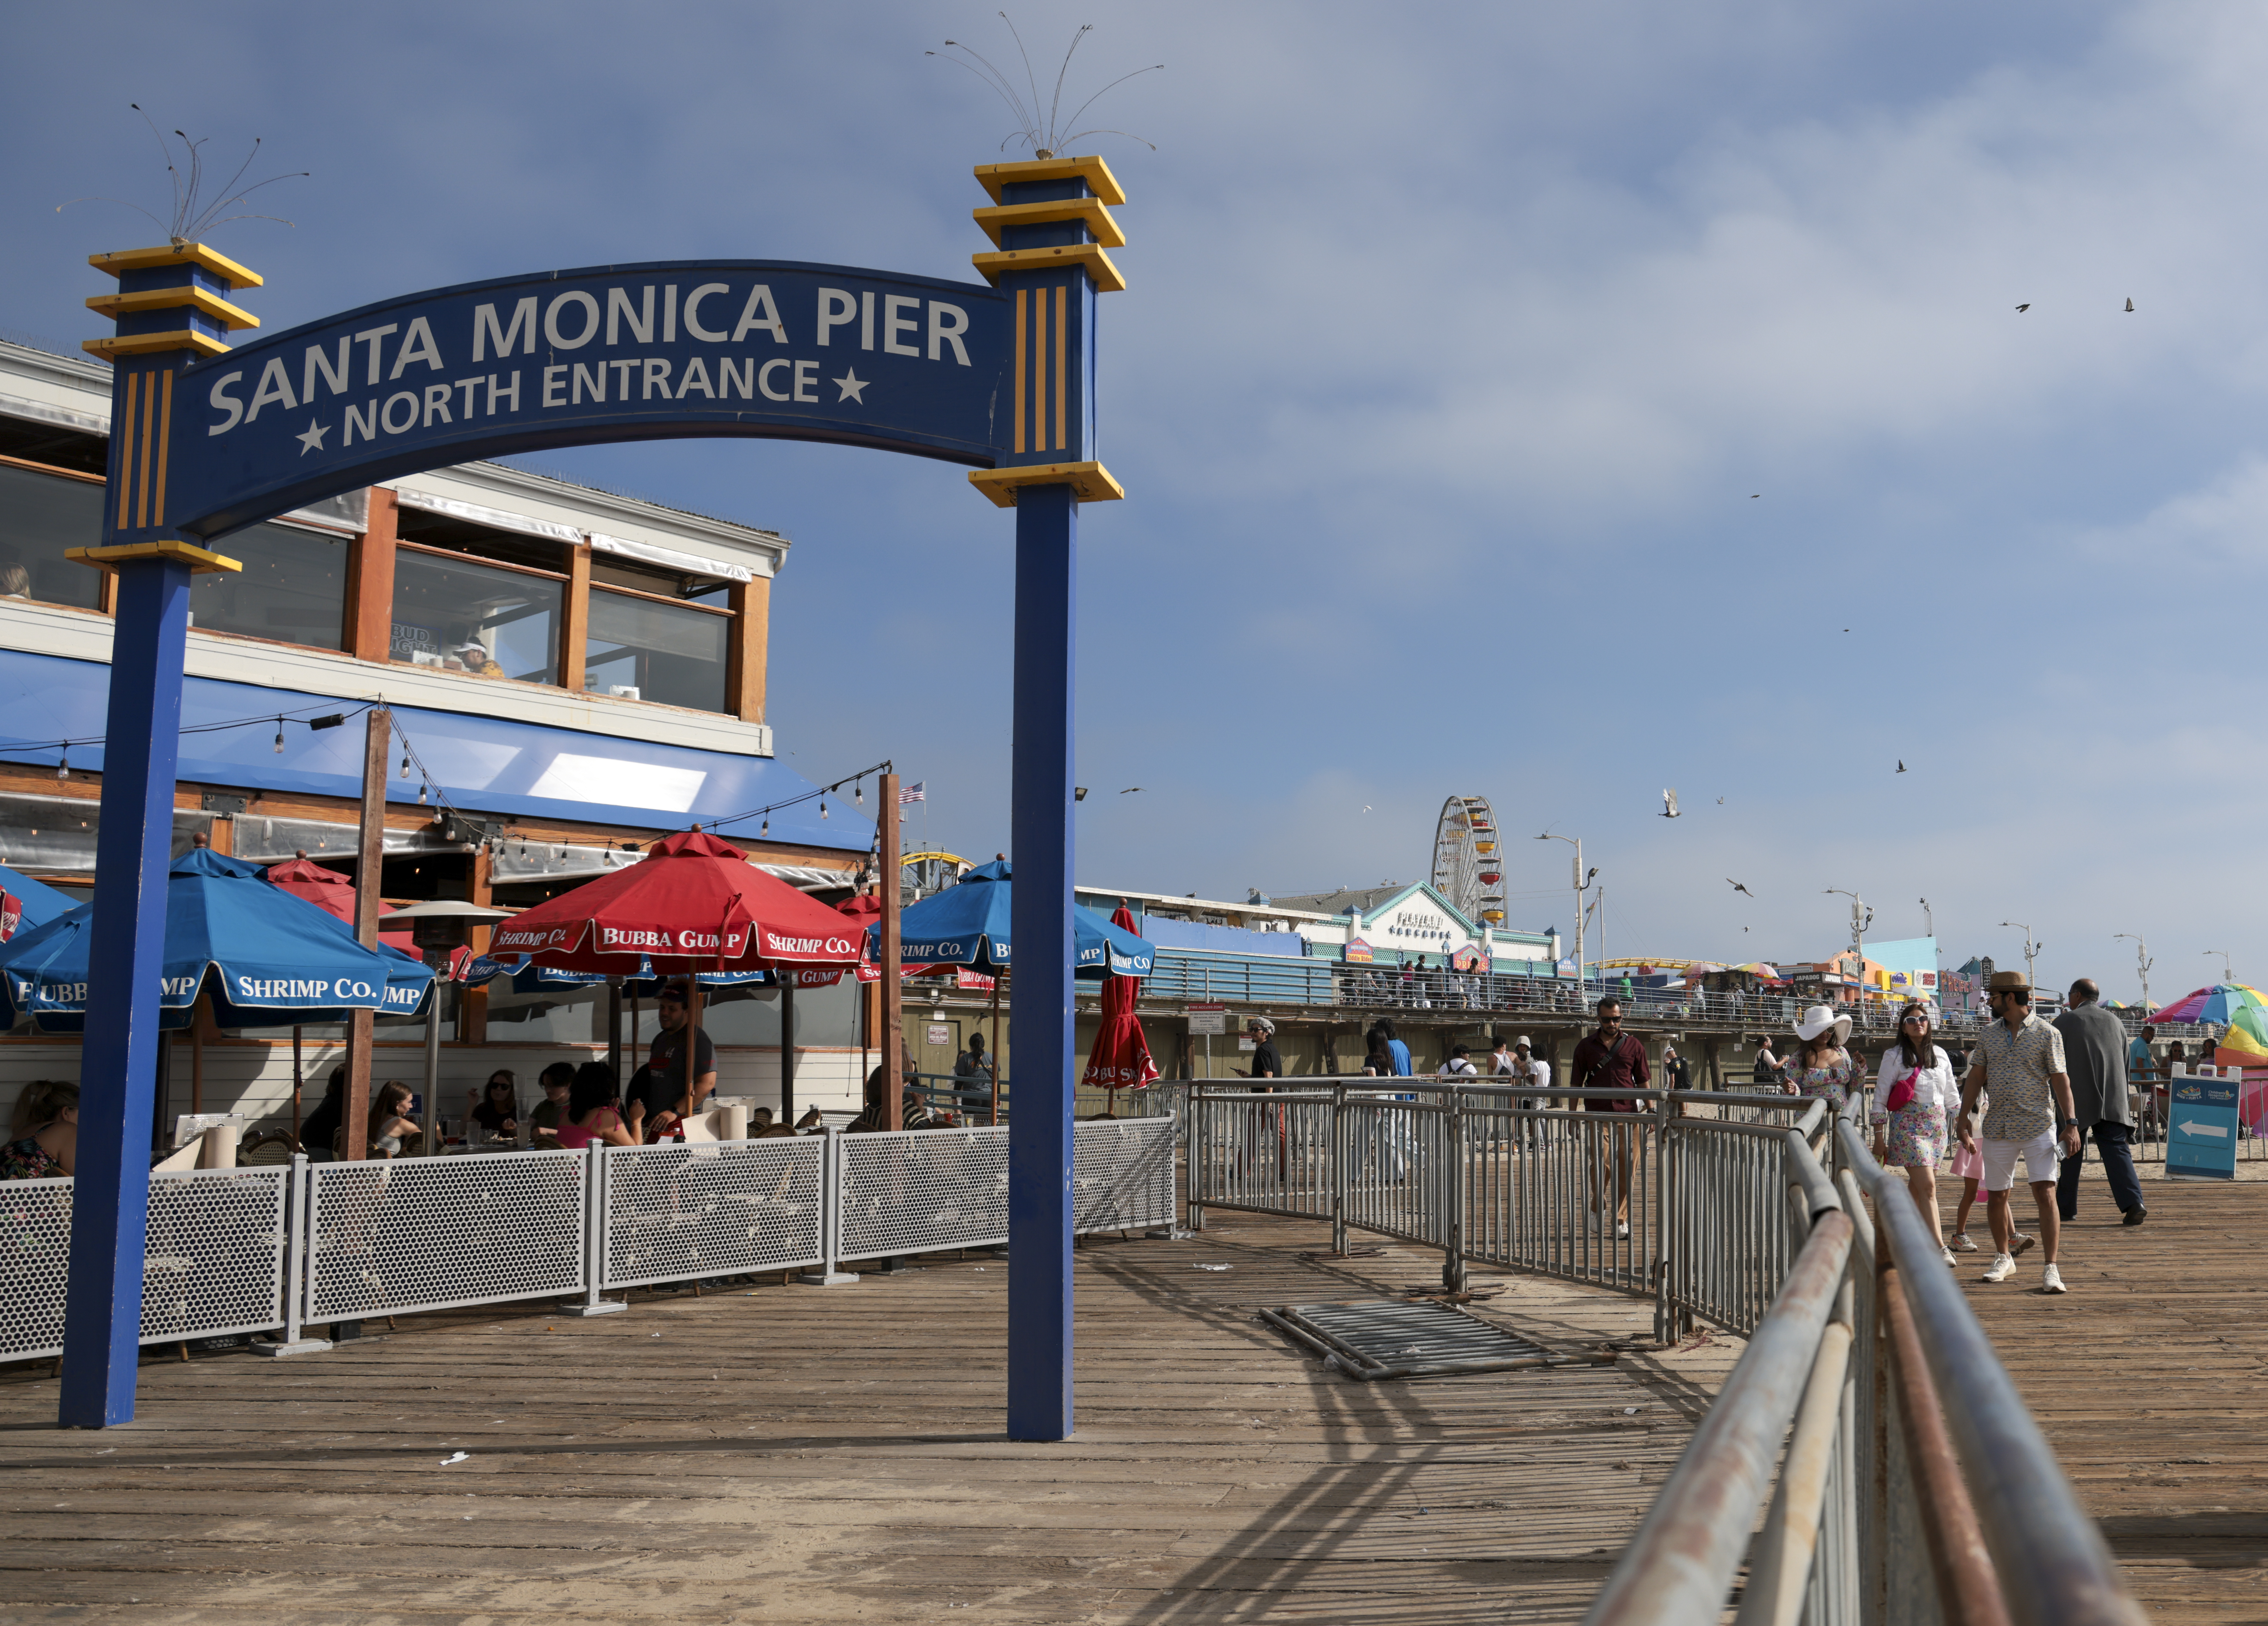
[1431,795,1506,925]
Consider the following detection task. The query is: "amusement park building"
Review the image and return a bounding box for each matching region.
[0,336,876,1135]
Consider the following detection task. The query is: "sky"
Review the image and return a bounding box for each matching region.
[3,0,2262,1005]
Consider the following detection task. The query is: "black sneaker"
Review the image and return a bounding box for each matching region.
[2122,1205,2148,1227]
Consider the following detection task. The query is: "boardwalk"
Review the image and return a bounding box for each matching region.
[1964,1176,2268,1625]
[0,1213,1739,1624]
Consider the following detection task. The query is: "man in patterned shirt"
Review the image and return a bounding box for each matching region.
[1956,971,2083,1293]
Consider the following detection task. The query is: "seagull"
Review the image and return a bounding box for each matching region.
[1661,789,1680,819]
[2125,298,2135,312]
[1361,805,1373,813]
[1728,879,1756,898]
[2016,303,2031,312]
[1119,787,1144,794]
[1716,796,1725,805]
[1896,760,1907,773]
[1750,494,1760,499]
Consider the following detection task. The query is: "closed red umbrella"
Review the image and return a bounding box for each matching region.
[263,855,422,958]
[1082,905,1158,1116]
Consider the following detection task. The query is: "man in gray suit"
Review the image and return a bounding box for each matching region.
[2053,978,2147,1226]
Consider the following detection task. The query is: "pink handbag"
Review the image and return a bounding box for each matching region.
[1884,1067,1919,1114]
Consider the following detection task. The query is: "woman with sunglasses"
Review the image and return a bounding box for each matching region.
[1871,1002,1961,1266]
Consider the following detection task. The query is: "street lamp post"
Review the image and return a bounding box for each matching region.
[1826,888,1872,1005]
[2000,921,2040,992]
[1920,897,1940,1002]
[1537,832,1596,1005]
[2114,933,2152,1017]
[2205,948,2233,985]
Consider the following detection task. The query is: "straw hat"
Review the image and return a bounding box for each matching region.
[1794,1005,1852,1045]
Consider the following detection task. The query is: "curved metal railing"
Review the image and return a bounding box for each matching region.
[1180,1079,2148,1624]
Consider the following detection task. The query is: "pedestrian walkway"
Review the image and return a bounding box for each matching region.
[0,1213,1739,1623]
[1954,1178,2268,1623]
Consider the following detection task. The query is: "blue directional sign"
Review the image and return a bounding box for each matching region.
[166,261,1016,538]
[2166,1070,2240,1180]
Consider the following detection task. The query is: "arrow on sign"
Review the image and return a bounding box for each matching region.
[2180,1121,2231,1140]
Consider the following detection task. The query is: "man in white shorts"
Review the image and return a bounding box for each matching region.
[1955,970,2083,1293]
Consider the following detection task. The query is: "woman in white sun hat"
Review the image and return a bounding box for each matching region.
[1783,1005,1857,1108]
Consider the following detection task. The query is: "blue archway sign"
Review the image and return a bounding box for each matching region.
[65,156,1126,1437]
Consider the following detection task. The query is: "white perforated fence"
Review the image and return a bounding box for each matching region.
[837,1126,1011,1259]
[601,1138,825,1289]
[0,1167,289,1361]
[305,1150,587,1322]
[1071,1117,1176,1233]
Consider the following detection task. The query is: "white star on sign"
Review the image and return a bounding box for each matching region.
[832,369,869,404]
[295,419,330,455]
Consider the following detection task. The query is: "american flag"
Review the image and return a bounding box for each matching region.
[899,782,926,805]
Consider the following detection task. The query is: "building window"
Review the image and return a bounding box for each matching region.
[0,461,104,610]
[584,588,728,712]
[390,545,562,683]
[188,522,348,649]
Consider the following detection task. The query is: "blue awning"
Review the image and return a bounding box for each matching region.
[0,648,868,850]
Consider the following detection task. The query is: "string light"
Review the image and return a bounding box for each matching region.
[55,747,68,782]
[272,718,285,754]
[760,817,768,837]
[400,751,411,778]
[819,798,828,820]
[417,783,428,805]
[854,783,863,807]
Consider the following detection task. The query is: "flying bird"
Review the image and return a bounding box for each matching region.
[2016,303,2031,312]
[1716,797,1725,805]
[1896,760,1907,773]
[1361,805,1373,813]
[2125,298,2135,312]
[1119,787,1144,794]
[1661,789,1681,819]
[1728,879,1756,898]
[1750,494,1760,499]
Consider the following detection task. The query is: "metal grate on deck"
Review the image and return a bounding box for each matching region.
[1257,1297,1600,1380]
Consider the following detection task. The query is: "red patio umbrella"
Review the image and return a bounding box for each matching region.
[1081,905,1158,1116]
[489,831,863,1139]
[263,855,423,958]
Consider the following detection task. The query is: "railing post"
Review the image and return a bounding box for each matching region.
[1441,1091,1467,1293]
[801,1129,859,1285]
[562,1143,628,1315]
[253,1154,331,1357]
[1331,1083,1348,1256]
[1188,1090,1208,1233]
[1655,1088,1676,1343]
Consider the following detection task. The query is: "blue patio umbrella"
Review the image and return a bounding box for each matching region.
[0,848,436,1032]
[879,860,1153,978]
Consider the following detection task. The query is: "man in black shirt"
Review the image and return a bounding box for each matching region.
[1236,1016,1283,1089]
[644,983,717,1136]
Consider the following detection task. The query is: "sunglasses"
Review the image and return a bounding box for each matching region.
[1993,990,2031,1005]
[1901,1014,1928,1025]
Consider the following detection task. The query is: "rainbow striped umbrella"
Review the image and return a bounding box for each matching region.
[2151,982,2268,1026]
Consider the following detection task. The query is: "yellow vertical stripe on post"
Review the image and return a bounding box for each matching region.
[1032,286,1049,451]
[152,370,173,527]
[1054,284,1067,453]
[1013,288,1028,454]
[135,371,156,531]
[116,372,139,530]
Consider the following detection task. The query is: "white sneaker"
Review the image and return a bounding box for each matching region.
[1950,1231,1978,1253]
[1941,1246,1959,1267]
[1982,1253,2016,1283]
[1615,1221,1630,1239]
[2041,1264,2067,1294]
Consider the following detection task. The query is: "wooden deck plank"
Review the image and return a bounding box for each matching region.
[0,1214,1736,1623]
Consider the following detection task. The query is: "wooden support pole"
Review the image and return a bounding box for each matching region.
[880,772,904,1131]
[343,709,389,1161]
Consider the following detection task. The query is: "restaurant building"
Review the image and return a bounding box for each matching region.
[0,336,875,1135]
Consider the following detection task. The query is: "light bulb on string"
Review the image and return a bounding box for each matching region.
[855,783,863,807]
[760,817,769,837]
[273,718,285,754]
[400,751,411,778]
[417,783,428,805]
[820,798,828,820]
[55,747,68,782]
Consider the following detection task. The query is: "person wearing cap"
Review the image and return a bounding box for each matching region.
[1507,1035,1550,1151]
[1571,995,1649,1236]
[2053,979,2145,1226]
[1233,1017,1282,1088]
[642,982,717,1137]
[1782,1007,1857,1106]
[1956,970,2082,1293]
[1437,1043,1478,1079]
[449,639,504,678]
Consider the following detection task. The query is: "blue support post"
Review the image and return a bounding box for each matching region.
[59,556,192,1427]
[1007,481,1078,1442]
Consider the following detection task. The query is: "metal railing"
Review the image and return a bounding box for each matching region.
[2,1117,1178,1362]
[1182,1078,2146,1623]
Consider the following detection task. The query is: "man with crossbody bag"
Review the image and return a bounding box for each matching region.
[1570,995,1651,1237]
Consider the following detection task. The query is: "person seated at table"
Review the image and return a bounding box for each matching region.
[467,1070,518,1141]
[2,1080,78,1179]
[555,1062,643,1149]
[954,1032,996,1110]
[368,1083,422,1159]
[794,1106,825,1132]
[300,1066,348,1161]
[848,1064,893,1132]
[528,1063,576,1146]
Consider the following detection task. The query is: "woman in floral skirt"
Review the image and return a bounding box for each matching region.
[1871,1001,1961,1265]
[1780,1006,1857,1108]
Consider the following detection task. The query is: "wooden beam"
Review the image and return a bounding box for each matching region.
[343,709,390,1160]
[345,487,398,661]
[560,542,590,694]
[727,575,770,723]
